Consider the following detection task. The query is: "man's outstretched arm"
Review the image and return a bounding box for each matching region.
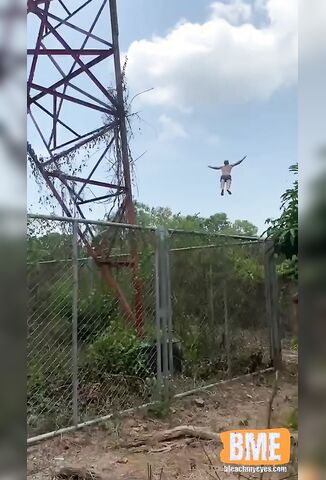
[208,165,222,170]
[231,155,247,167]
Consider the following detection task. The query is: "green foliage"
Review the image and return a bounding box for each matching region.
[231,219,258,237]
[291,337,298,352]
[265,164,298,280]
[28,206,268,434]
[85,320,150,379]
[231,251,264,281]
[147,398,172,419]
[78,292,118,341]
[277,257,298,280]
[28,231,72,263]
[135,202,258,236]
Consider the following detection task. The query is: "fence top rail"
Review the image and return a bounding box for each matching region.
[27,212,264,242]
[27,240,264,266]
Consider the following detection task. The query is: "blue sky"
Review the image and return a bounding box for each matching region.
[27,0,298,233]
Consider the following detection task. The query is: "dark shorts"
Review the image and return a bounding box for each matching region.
[221,174,231,181]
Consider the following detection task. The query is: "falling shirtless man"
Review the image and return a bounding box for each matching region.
[208,155,247,196]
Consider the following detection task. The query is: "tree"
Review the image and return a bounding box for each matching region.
[265,164,298,280]
[231,219,258,237]
[135,202,258,236]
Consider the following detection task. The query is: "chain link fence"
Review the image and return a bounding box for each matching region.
[28,218,74,435]
[278,279,297,348]
[27,214,280,441]
[27,215,159,438]
[167,233,272,395]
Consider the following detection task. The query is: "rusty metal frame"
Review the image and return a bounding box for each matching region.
[27,0,144,335]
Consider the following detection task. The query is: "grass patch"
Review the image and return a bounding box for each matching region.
[284,407,298,430]
[291,337,298,352]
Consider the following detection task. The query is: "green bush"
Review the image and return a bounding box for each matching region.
[84,320,150,379]
[78,292,118,341]
[291,337,298,351]
[46,290,119,342]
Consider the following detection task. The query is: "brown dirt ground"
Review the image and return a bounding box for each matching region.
[27,356,297,480]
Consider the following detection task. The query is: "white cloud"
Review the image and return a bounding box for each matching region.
[157,114,188,141]
[126,0,297,110]
[210,0,252,25]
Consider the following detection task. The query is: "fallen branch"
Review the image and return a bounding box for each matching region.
[149,445,174,454]
[124,439,147,449]
[125,425,221,448]
[152,426,221,444]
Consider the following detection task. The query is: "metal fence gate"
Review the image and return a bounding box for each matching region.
[27,214,281,443]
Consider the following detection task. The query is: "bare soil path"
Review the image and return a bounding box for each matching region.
[28,361,297,480]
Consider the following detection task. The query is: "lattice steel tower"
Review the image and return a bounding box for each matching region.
[27,0,144,335]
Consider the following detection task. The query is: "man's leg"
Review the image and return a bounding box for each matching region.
[220,179,225,195]
[226,178,232,194]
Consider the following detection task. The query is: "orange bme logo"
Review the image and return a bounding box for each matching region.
[220,429,291,465]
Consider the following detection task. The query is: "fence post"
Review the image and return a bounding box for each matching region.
[264,240,282,369]
[72,220,79,427]
[223,281,232,379]
[208,264,215,356]
[155,227,173,400]
[155,238,163,395]
[166,240,174,378]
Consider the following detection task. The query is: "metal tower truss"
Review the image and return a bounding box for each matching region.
[27,0,144,335]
